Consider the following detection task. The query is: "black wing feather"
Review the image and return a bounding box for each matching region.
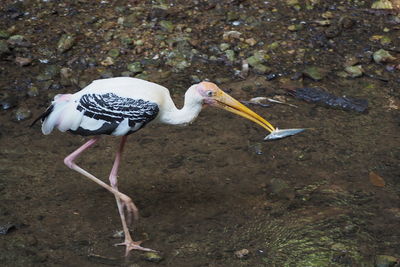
[70,92,159,136]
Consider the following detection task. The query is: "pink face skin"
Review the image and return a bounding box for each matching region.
[196,81,221,106]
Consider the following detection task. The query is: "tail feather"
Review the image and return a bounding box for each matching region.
[31,93,81,135]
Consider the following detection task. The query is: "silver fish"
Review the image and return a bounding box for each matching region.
[264,128,305,140]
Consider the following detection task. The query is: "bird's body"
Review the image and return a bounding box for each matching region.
[38,77,206,137]
[32,77,277,255]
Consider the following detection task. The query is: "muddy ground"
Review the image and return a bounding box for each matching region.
[0,0,399,266]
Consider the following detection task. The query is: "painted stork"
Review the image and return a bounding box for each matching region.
[31,77,282,255]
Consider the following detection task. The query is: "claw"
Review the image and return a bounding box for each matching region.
[115,240,157,256]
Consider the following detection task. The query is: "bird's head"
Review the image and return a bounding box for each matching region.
[195,81,276,133]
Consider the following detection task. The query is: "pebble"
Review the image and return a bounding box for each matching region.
[57,34,75,53]
[373,49,396,64]
[13,106,32,122]
[0,95,17,110]
[127,62,143,73]
[303,66,326,81]
[15,56,32,66]
[234,248,249,259]
[142,251,163,263]
[27,86,39,97]
[0,223,16,235]
[375,255,398,267]
[344,65,363,78]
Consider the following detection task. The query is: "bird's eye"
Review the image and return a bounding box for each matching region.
[206,90,213,97]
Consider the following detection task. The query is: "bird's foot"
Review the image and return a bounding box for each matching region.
[115,239,157,256]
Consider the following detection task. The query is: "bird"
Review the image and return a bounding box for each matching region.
[31,77,276,255]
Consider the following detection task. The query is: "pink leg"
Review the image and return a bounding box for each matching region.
[63,137,138,247]
[109,136,156,255]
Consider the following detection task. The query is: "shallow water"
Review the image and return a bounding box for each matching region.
[1,0,399,266]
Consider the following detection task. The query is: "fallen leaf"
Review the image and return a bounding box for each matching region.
[369,171,385,187]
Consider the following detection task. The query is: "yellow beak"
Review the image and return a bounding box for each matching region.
[212,89,276,133]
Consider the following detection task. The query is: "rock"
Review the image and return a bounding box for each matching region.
[225,50,235,62]
[371,0,393,9]
[288,24,303,31]
[101,57,115,66]
[142,252,163,263]
[36,65,59,81]
[57,34,75,53]
[7,35,31,47]
[0,93,17,110]
[107,48,120,58]
[373,49,396,64]
[234,248,249,259]
[60,67,75,86]
[303,66,326,81]
[13,106,32,122]
[15,56,32,66]
[219,43,230,51]
[375,255,398,267]
[159,20,174,32]
[0,30,10,39]
[0,223,16,235]
[222,31,242,41]
[253,63,271,74]
[27,86,39,97]
[344,65,363,78]
[127,62,143,73]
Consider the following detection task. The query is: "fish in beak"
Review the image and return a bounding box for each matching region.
[199,82,304,140]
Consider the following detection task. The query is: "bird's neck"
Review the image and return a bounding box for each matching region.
[160,92,203,126]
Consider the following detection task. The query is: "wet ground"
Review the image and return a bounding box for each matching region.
[1,0,399,266]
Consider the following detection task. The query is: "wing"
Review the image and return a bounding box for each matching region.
[70,92,159,136]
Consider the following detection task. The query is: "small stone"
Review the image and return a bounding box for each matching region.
[222,31,242,41]
[303,66,326,81]
[36,65,59,81]
[380,36,391,45]
[15,57,32,66]
[344,65,363,78]
[234,249,249,259]
[245,38,257,46]
[219,43,230,51]
[0,30,10,39]
[60,67,75,86]
[315,20,331,26]
[101,57,115,66]
[371,0,393,9]
[227,11,240,21]
[0,94,17,110]
[142,252,163,263]
[27,86,39,97]
[225,50,235,62]
[107,48,120,58]
[321,11,334,19]
[375,255,398,267]
[127,62,143,73]
[253,63,271,74]
[373,49,396,64]
[343,56,359,67]
[57,34,75,53]
[159,20,174,32]
[7,35,31,47]
[13,107,32,122]
[0,223,16,235]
